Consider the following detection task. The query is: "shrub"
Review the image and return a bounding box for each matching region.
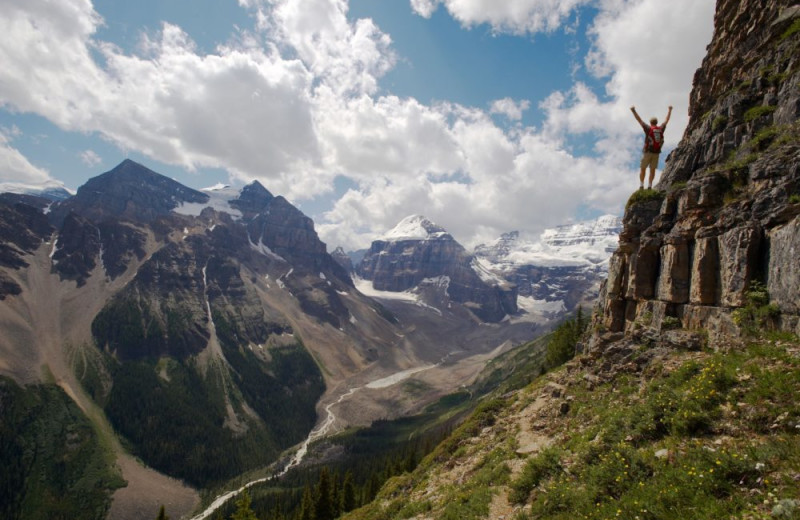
[732,281,780,335]
[626,188,665,209]
[743,105,776,122]
[781,17,800,41]
[508,447,562,504]
[747,126,779,151]
[661,316,681,330]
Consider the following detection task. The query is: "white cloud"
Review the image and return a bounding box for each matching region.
[315,91,464,179]
[79,149,102,167]
[409,0,439,18]
[241,0,395,96]
[409,0,592,34]
[0,130,52,184]
[543,0,715,150]
[489,98,531,121]
[0,0,323,193]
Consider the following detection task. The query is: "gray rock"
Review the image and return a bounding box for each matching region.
[768,216,800,314]
[719,224,762,307]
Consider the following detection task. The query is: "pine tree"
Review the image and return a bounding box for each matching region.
[155,505,169,520]
[231,490,258,520]
[341,471,356,513]
[330,471,341,519]
[314,467,335,520]
[299,484,315,520]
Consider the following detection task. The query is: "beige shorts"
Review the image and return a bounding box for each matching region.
[640,152,660,170]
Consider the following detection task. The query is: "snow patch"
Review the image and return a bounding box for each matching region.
[475,214,621,270]
[420,275,451,296]
[173,184,243,219]
[353,276,419,302]
[382,214,448,242]
[49,238,59,261]
[516,296,566,315]
[249,235,286,262]
[354,276,443,315]
[471,257,505,284]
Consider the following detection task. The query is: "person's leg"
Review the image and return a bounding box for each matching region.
[648,165,656,188]
[639,155,647,189]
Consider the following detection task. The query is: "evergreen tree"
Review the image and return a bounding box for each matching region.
[330,471,341,519]
[365,473,381,503]
[231,490,258,520]
[341,471,357,513]
[155,505,170,520]
[545,308,587,369]
[314,467,335,520]
[299,484,315,520]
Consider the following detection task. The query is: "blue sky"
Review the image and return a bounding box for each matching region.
[0,0,714,249]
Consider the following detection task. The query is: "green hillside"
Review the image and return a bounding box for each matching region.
[341,328,800,520]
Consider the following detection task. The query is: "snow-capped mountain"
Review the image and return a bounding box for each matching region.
[475,215,621,269]
[474,215,622,319]
[0,180,74,201]
[358,215,517,323]
[381,214,451,242]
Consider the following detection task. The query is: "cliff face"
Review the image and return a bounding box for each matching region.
[594,0,800,349]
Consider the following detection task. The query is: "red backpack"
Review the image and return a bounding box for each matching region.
[646,125,664,153]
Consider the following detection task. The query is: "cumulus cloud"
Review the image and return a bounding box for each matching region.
[0,130,52,184]
[1,0,324,194]
[489,98,531,121]
[79,149,103,167]
[543,0,715,150]
[409,0,592,34]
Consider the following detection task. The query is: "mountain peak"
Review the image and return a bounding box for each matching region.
[382,215,449,242]
[52,159,208,223]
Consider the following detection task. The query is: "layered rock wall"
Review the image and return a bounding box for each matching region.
[595,0,800,348]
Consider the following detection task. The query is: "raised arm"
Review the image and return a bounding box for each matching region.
[630,106,646,127]
[663,105,673,127]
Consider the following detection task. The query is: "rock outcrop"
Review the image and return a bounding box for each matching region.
[594,0,800,349]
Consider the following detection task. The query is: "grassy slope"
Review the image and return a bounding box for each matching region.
[342,332,800,520]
